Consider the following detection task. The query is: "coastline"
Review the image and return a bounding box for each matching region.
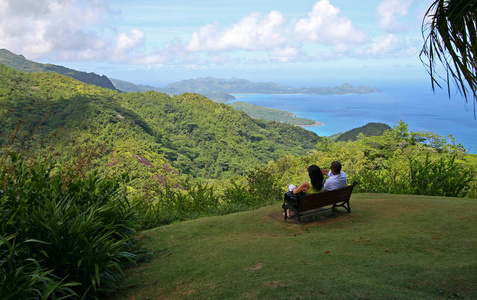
[297,121,323,127]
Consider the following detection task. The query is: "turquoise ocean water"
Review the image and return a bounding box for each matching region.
[231,82,477,154]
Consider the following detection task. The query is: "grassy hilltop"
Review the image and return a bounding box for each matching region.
[113,194,477,299]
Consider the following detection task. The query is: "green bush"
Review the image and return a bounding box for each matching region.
[133,168,284,228]
[0,152,140,299]
[245,167,282,205]
[409,153,474,197]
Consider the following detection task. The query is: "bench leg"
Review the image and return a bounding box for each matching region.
[295,215,303,225]
[334,201,351,213]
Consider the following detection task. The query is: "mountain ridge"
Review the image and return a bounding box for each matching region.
[0,49,381,98]
[162,76,382,95]
[0,48,118,91]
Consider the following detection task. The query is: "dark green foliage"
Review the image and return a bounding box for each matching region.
[113,91,320,180]
[0,152,139,299]
[334,122,392,142]
[409,152,474,197]
[245,167,283,205]
[0,234,80,299]
[0,64,320,194]
[132,169,283,228]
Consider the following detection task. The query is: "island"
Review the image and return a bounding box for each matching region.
[158,77,382,102]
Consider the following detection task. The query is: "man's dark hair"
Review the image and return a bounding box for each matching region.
[331,161,342,173]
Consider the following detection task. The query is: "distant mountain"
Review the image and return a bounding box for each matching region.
[299,83,382,95]
[110,77,235,102]
[162,77,382,95]
[110,78,160,93]
[163,77,296,94]
[0,49,118,91]
[0,49,381,97]
[112,77,381,101]
[333,122,392,142]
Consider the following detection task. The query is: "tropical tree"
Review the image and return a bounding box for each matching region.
[420,0,477,113]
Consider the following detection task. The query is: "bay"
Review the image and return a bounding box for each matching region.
[231,82,477,154]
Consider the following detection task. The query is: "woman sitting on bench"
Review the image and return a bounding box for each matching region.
[285,165,324,217]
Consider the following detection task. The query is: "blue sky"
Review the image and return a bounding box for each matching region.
[0,0,437,87]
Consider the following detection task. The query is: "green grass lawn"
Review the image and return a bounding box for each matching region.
[111,194,477,299]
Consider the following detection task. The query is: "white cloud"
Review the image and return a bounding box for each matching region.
[377,0,414,32]
[113,29,145,58]
[0,0,161,64]
[269,46,303,63]
[187,10,286,51]
[185,0,369,65]
[0,0,111,59]
[292,0,366,46]
[0,0,423,72]
[366,34,400,55]
[131,54,165,66]
[353,34,419,58]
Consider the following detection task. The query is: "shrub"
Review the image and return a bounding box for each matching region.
[409,152,474,197]
[0,152,140,299]
[245,167,282,206]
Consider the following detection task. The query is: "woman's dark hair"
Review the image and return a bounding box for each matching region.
[307,165,323,190]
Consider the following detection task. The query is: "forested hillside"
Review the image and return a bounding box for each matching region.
[230,101,317,125]
[333,122,392,141]
[0,64,320,192]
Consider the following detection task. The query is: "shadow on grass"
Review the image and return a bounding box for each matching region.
[268,207,347,225]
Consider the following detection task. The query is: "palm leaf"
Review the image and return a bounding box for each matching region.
[420,0,477,117]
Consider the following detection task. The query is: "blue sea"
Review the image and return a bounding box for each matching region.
[231,82,477,154]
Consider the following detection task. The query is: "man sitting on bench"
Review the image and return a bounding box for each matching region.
[321,161,347,191]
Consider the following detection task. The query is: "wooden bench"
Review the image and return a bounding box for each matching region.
[284,181,358,224]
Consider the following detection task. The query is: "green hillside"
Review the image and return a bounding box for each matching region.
[230,101,317,125]
[110,77,161,93]
[334,122,392,141]
[0,64,320,188]
[0,48,117,90]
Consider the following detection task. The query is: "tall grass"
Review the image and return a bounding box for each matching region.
[0,152,140,299]
[133,168,283,229]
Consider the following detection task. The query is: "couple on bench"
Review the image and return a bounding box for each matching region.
[283,161,347,219]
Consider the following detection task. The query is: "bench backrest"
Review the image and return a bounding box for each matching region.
[300,183,356,212]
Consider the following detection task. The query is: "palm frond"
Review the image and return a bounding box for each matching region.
[420,0,477,116]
